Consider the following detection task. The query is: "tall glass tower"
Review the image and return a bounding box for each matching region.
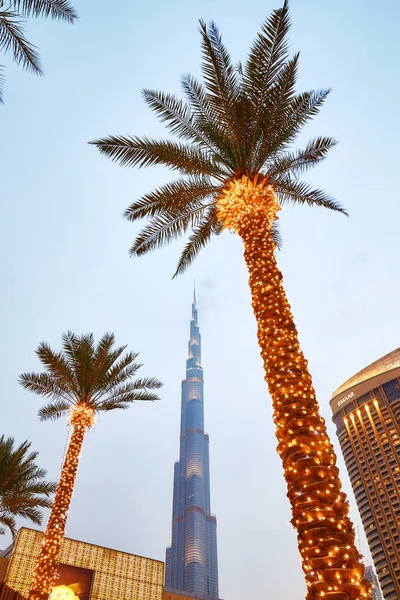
[165,290,219,599]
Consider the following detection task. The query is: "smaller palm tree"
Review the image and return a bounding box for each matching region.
[0,0,77,102]
[19,331,162,600]
[0,435,56,538]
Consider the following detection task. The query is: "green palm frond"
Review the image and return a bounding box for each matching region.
[174,207,221,277]
[253,52,299,169]
[268,137,338,177]
[89,135,224,179]
[20,333,163,417]
[274,176,347,214]
[245,0,290,99]
[0,513,17,537]
[37,399,71,421]
[91,3,342,273]
[11,0,78,22]
[142,89,208,147]
[198,20,239,128]
[125,177,217,222]
[34,342,78,393]
[131,205,209,256]
[0,436,55,537]
[0,10,42,73]
[18,372,74,401]
[276,89,331,148]
[246,0,290,150]
[180,73,237,168]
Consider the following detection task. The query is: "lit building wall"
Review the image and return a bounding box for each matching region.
[3,528,163,600]
[330,349,400,600]
[165,292,219,599]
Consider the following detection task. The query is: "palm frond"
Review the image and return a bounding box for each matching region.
[99,385,162,411]
[0,513,17,537]
[11,0,78,22]
[198,19,239,120]
[0,9,42,73]
[268,136,337,177]
[245,0,290,96]
[0,436,54,537]
[173,206,221,277]
[142,89,211,149]
[130,205,208,256]
[35,342,78,395]
[245,0,290,150]
[125,177,217,222]
[274,176,348,215]
[89,135,224,179]
[129,377,163,390]
[276,89,331,149]
[37,399,71,421]
[271,221,283,250]
[18,372,74,401]
[180,73,237,169]
[253,52,300,170]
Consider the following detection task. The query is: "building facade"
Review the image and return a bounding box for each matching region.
[165,291,219,599]
[330,348,400,600]
[365,566,384,600]
[1,528,163,600]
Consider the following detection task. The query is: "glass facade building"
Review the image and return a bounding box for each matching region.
[330,348,400,600]
[165,291,219,599]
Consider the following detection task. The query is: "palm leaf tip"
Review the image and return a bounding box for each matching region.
[0,10,43,74]
[12,0,78,23]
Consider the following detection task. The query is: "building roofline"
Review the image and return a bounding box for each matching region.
[332,347,400,399]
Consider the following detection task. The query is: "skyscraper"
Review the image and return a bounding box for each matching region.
[330,348,400,600]
[165,290,219,599]
[365,566,384,600]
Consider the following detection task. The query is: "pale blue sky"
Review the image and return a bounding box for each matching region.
[1,1,399,599]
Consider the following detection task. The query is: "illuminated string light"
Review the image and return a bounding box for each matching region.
[29,405,96,600]
[216,175,371,600]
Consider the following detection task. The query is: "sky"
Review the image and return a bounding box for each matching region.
[1,0,399,599]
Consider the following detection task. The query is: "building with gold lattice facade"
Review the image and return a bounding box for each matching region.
[330,348,400,600]
[0,528,164,600]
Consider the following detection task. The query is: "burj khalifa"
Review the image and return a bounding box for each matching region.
[165,289,219,599]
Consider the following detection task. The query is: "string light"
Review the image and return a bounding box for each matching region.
[29,404,96,600]
[216,175,371,600]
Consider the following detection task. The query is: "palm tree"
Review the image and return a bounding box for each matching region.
[19,331,162,600]
[0,435,56,538]
[0,0,77,102]
[90,3,371,599]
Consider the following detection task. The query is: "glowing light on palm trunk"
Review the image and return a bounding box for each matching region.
[217,176,370,600]
[29,405,96,600]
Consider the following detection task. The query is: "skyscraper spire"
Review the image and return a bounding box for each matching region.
[165,290,219,599]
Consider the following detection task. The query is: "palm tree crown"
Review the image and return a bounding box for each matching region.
[19,331,162,419]
[0,435,56,537]
[0,0,77,102]
[91,0,344,275]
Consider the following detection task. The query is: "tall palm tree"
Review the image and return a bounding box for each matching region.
[19,331,162,600]
[90,3,371,599]
[0,435,56,538]
[0,0,77,102]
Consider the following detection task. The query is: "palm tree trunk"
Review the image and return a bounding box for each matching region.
[29,425,85,600]
[238,211,370,600]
